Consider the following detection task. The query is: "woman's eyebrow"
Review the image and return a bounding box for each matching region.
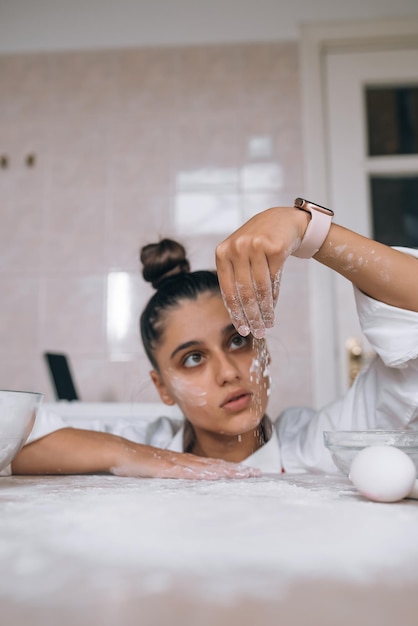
[170,324,236,360]
[222,323,236,336]
[170,340,202,360]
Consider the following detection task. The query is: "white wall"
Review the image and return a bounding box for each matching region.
[1,0,418,53]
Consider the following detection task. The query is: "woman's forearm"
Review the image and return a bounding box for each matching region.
[12,428,122,475]
[11,428,259,480]
[315,224,418,313]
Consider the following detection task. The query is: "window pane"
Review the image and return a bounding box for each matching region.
[366,86,418,156]
[370,175,418,247]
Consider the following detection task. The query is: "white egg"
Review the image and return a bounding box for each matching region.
[349,445,416,503]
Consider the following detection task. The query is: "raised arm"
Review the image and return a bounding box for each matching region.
[11,428,259,480]
[315,222,418,311]
[215,205,418,337]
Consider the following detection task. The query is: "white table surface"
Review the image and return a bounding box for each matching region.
[1,472,418,626]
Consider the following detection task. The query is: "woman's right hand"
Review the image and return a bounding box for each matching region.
[111,441,260,480]
[216,206,310,338]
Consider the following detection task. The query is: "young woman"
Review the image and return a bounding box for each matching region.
[11,202,418,477]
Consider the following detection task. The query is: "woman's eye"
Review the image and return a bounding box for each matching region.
[230,334,249,350]
[183,352,204,368]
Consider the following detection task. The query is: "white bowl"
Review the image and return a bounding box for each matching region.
[0,390,43,473]
[323,430,418,477]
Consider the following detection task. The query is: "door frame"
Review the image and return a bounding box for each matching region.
[299,16,418,409]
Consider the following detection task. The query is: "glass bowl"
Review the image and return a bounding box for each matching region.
[0,390,43,473]
[323,430,418,477]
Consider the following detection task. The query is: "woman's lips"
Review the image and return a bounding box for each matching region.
[221,392,252,413]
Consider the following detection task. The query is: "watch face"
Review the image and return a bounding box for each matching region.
[294,197,334,216]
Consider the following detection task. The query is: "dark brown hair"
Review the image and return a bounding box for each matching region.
[139,239,220,370]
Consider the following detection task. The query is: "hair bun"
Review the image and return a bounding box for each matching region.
[140,239,191,289]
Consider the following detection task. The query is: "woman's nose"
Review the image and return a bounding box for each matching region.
[214,352,240,385]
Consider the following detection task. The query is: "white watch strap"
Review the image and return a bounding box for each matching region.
[292,204,333,259]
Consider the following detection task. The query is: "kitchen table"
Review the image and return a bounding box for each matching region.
[1,473,417,625]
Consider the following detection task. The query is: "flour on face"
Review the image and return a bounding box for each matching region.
[168,371,208,407]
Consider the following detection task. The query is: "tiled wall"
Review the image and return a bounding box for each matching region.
[0,41,312,416]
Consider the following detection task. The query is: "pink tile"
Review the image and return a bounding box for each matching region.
[107,112,173,193]
[171,109,240,170]
[46,120,108,189]
[51,157,106,189]
[41,275,107,354]
[43,233,106,273]
[0,195,45,240]
[109,154,171,195]
[108,192,172,236]
[44,189,107,236]
[66,356,160,403]
[113,47,180,114]
[174,44,243,111]
[237,42,300,110]
[104,234,147,273]
[50,51,118,117]
[0,355,49,397]
[65,357,115,402]
[10,119,50,162]
[0,53,55,121]
[48,116,108,158]
[0,277,40,353]
[0,236,43,273]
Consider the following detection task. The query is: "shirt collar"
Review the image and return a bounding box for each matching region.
[167,418,283,475]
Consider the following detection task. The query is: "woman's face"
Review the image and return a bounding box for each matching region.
[151,292,270,438]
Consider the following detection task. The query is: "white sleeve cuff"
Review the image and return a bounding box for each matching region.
[354,247,418,368]
[25,408,68,445]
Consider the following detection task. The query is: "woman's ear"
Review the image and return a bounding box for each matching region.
[150,370,176,406]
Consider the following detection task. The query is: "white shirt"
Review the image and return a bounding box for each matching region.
[11,247,418,476]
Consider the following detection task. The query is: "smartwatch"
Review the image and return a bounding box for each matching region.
[292,197,334,259]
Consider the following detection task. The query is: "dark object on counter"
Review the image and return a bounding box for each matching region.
[43,352,79,401]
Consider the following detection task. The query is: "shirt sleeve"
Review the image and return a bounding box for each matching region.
[353,246,418,367]
[278,247,418,474]
[25,408,182,448]
[25,408,68,444]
